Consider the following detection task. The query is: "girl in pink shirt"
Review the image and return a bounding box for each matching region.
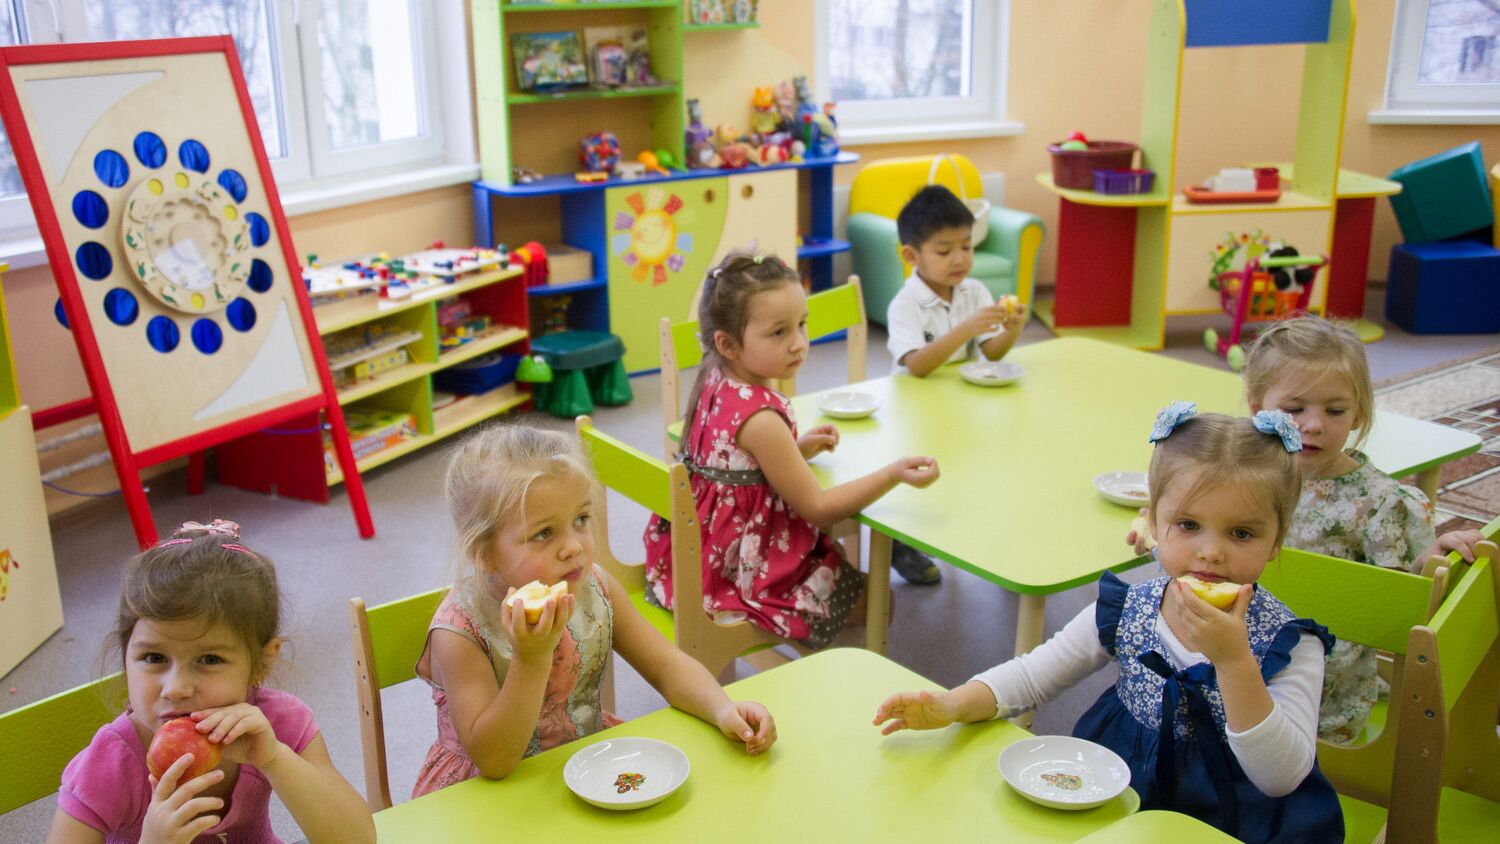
[47,520,372,844]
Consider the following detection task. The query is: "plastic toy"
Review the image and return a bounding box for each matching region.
[615,161,647,179]
[751,86,779,136]
[638,150,670,176]
[685,98,714,169]
[575,171,609,183]
[653,148,685,171]
[718,142,754,170]
[579,131,621,173]
[1065,130,1089,143]
[1059,139,1088,152]
[510,241,550,287]
[512,165,542,184]
[1204,236,1324,370]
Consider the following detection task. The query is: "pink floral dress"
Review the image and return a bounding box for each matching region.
[643,368,862,649]
[411,565,621,797]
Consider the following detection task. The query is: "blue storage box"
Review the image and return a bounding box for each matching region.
[433,353,521,395]
[1386,242,1500,334]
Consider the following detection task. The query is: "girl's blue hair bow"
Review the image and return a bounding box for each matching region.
[1148,401,1197,443]
[1252,409,1302,453]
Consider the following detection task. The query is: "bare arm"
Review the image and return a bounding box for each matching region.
[738,409,936,529]
[902,302,1011,376]
[978,301,1027,361]
[45,811,105,844]
[259,735,375,844]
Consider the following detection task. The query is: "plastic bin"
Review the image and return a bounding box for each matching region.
[1092,168,1155,195]
[433,353,521,395]
[1048,141,1138,190]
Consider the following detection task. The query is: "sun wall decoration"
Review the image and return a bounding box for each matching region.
[0,37,373,547]
[611,187,693,286]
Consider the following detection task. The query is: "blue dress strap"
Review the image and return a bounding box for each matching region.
[1095,571,1130,655]
[1259,616,1335,684]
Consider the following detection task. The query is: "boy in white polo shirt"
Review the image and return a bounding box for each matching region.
[883,185,1028,582]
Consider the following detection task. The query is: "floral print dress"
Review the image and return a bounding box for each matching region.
[1284,450,1436,745]
[643,368,862,649]
[411,566,621,797]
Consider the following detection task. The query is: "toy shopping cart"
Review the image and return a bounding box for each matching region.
[1204,252,1325,371]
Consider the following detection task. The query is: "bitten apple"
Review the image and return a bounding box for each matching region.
[1177,575,1241,610]
[513,580,568,624]
[147,717,220,781]
[1130,515,1156,550]
[999,294,1021,318]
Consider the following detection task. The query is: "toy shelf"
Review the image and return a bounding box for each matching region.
[326,384,528,486]
[475,152,859,198]
[797,238,850,260]
[506,84,680,105]
[502,1,679,11]
[527,277,609,296]
[313,266,523,334]
[334,326,529,405]
[1034,173,1169,207]
[1170,191,1331,214]
[684,22,759,31]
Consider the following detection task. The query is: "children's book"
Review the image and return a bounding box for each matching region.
[583,25,655,87]
[511,31,589,92]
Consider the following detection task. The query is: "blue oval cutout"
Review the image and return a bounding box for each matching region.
[133,132,167,168]
[54,298,69,329]
[103,288,139,326]
[191,318,223,354]
[179,139,210,173]
[75,242,113,280]
[226,298,256,332]
[217,168,248,203]
[94,149,129,188]
[147,316,180,353]
[246,212,270,247]
[72,190,109,229]
[247,258,273,293]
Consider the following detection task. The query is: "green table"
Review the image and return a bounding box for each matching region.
[791,337,1481,660]
[374,649,1140,842]
[1076,810,1238,842]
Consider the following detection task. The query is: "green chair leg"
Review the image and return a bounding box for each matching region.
[586,360,633,406]
[537,370,593,417]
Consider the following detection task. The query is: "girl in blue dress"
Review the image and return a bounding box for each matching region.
[873,405,1343,842]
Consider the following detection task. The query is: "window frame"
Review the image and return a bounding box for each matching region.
[1374,0,1500,124]
[813,0,1022,144]
[0,0,473,248]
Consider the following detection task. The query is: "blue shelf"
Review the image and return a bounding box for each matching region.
[479,152,859,197]
[526,277,607,296]
[797,238,850,260]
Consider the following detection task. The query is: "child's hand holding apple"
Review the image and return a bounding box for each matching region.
[190,703,285,771]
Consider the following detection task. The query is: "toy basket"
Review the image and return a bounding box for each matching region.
[1092,168,1155,195]
[1047,140,1138,189]
[433,353,521,395]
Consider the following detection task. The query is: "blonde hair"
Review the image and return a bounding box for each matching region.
[1149,413,1303,547]
[445,423,594,579]
[1244,317,1373,452]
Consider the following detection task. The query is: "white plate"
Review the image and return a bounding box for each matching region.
[959,361,1024,387]
[1093,471,1150,508]
[816,390,881,420]
[563,737,690,810]
[997,736,1131,810]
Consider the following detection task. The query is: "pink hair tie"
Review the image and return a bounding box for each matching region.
[156,538,193,548]
[174,519,242,539]
[221,544,255,555]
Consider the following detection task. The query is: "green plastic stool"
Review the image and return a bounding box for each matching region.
[529,331,632,417]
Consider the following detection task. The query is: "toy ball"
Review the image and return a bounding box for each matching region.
[1066,130,1089,143]
[579,131,621,173]
[1059,139,1089,152]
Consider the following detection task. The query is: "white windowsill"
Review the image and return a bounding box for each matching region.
[0,161,482,272]
[1368,109,1500,125]
[839,119,1026,146]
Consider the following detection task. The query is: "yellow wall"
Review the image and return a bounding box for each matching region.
[12,0,1500,505]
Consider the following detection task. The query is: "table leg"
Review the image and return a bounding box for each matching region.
[865,531,892,655]
[1012,593,1047,728]
[1415,467,1441,504]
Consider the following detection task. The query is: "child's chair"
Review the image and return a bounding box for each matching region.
[577,415,806,679]
[1257,547,1446,840]
[847,154,1045,326]
[0,673,122,814]
[348,587,448,811]
[1377,540,1500,843]
[659,276,868,459]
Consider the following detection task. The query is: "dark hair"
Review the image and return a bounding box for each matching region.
[896,184,975,248]
[108,521,282,682]
[680,252,801,448]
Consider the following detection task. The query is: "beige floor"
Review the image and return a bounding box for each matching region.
[2,287,1496,841]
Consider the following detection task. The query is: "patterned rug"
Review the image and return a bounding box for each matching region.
[1376,348,1500,534]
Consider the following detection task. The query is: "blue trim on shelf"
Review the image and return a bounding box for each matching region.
[527,277,608,296]
[797,238,851,260]
[478,152,859,198]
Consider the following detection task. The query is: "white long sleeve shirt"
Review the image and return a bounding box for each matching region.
[970,602,1326,797]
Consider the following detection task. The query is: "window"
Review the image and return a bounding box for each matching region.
[0,0,456,237]
[1378,0,1500,122]
[815,0,1019,144]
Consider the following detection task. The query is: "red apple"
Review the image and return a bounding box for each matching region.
[147,718,221,781]
[1066,130,1088,143]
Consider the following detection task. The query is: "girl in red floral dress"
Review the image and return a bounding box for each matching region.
[644,254,940,648]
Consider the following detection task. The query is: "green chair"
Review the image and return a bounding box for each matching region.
[349,586,448,811]
[846,154,1044,326]
[1257,547,1445,842]
[529,331,632,418]
[1435,515,1500,808]
[660,276,868,459]
[577,415,799,679]
[0,673,123,814]
[1377,540,1500,843]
